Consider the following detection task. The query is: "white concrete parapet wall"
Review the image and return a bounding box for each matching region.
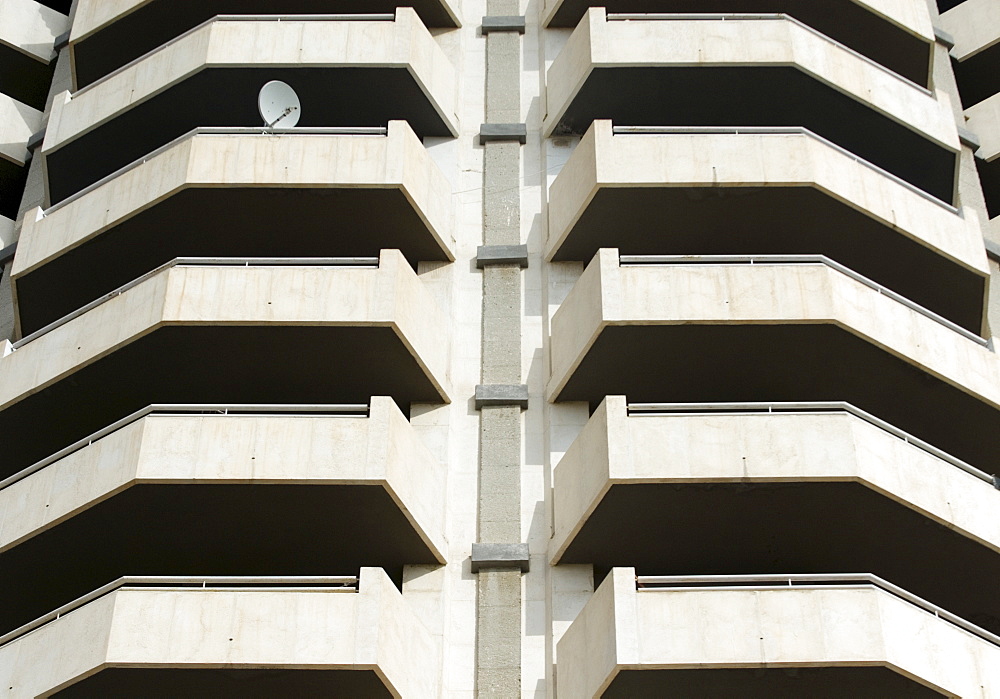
[967,93,1000,163]
[557,567,1000,697]
[48,9,457,143]
[547,249,1000,409]
[551,395,1000,563]
[14,122,455,278]
[0,250,452,411]
[0,0,67,63]
[0,396,447,561]
[938,0,1000,62]
[0,568,440,698]
[0,93,41,167]
[542,9,959,144]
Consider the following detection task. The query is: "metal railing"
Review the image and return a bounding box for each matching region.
[610,125,957,211]
[626,401,999,487]
[617,253,988,346]
[603,13,931,95]
[0,403,370,492]
[12,256,380,350]
[636,572,1000,647]
[0,575,358,648]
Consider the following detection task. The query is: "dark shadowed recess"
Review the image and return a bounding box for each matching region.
[0,157,28,220]
[47,67,451,204]
[57,669,392,698]
[937,0,967,11]
[546,0,930,87]
[978,156,1000,220]
[0,44,55,111]
[0,484,433,635]
[953,42,1000,108]
[556,324,1000,475]
[555,67,956,204]
[568,482,1000,636]
[35,0,70,13]
[72,0,459,88]
[15,188,447,334]
[0,326,443,478]
[552,187,984,333]
[603,668,945,697]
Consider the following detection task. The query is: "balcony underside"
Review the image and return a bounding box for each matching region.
[48,68,453,204]
[555,324,1000,474]
[978,156,1000,220]
[954,41,1000,108]
[72,1,460,88]
[551,186,983,332]
[0,326,443,476]
[0,483,436,636]
[15,188,447,334]
[0,44,53,111]
[545,1,930,87]
[552,67,955,203]
[603,668,943,698]
[56,669,392,698]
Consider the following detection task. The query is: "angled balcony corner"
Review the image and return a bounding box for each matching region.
[939,0,1000,109]
[0,216,13,249]
[0,568,439,697]
[557,568,1000,698]
[0,0,68,111]
[543,9,959,203]
[12,121,455,335]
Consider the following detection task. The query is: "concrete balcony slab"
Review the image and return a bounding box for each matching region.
[12,123,455,334]
[552,395,1000,639]
[940,0,1000,108]
[548,121,987,331]
[558,568,1000,697]
[543,0,934,87]
[70,0,461,87]
[548,250,1000,475]
[0,216,12,249]
[43,10,458,203]
[0,0,67,110]
[0,93,41,167]
[0,398,445,636]
[544,10,959,202]
[0,251,451,479]
[0,569,439,697]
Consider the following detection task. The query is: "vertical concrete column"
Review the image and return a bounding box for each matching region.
[476,0,526,694]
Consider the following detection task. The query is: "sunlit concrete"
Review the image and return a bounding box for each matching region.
[0,568,440,698]
[557,568,1000,697]
[938,0,1000,62]
[0,0,66,63]
[0,216,13,249]
[968,93,1000,162]
[0,93,41,166]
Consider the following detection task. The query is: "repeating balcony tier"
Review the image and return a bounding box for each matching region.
[0,569,438,697]
[552,395,1000,637]
[0,216,13,249]
[939,0,1000,108]
[548,121,988,332]
[0,93,42,221]
[13,123,455,334]
[0,0,67,110]
[42,10,459,204]
[549,250,1000,475]
[557,569,1000,697]
[0,251,451,479]
[0,398,445,637]
[543,0,934,87]
[968,94,1000,222]
[544,10,960,203]
[70,0,462,88]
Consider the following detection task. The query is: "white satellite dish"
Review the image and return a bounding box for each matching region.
[258,80,301,128]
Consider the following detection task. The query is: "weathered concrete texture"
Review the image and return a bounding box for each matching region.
[486,33,520,123]
[476,569,522,697]
[478,406,521,545]
[0,568,441,698]
[0,263,14,342]
[482,266,522,384]
[483,143,522,246]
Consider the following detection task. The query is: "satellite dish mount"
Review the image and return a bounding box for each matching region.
[258,80,301,129]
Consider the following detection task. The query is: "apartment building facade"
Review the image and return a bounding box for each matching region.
[0,0,998,695]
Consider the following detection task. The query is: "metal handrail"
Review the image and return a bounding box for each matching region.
[12,256,380,349]
[603,13,932,95]
[617,253,988,346]
[626,401,998,487]
[0,403,370,491]
[610,125,958,211]
[0,575,358,648]
[635,572,1000,647]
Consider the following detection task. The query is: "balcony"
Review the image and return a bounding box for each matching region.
[967,95,1000,220]
[544,10,959,203]
[939,0,1000,108]
[0,397,445,637]
[12,123,455,334]
[0,252,451,480]
[0,0,67,110]
[0,216,12,248]
[557,569,1000,697]
[542,1,934,87]
[70,0,462,88]
[43,10,458,204]
[547,121,987,332]
[0,569,439,697]
[0,93,42,221]
[552,395,1000,637]
[548,251,1000,475]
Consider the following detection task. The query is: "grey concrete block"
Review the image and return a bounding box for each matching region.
[0,242,16,267]
[471,543,530,572]
[476,244,528,268]
[54,31,70,51]
[958,127,981,151]
[934,26,956,50]
[984,238,1000,263]
[26,129,45,152]
[475,384,528,409]
[481,16,526,34]
[479,123,527,145]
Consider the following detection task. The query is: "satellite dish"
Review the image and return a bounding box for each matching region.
[258,80,301,128]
